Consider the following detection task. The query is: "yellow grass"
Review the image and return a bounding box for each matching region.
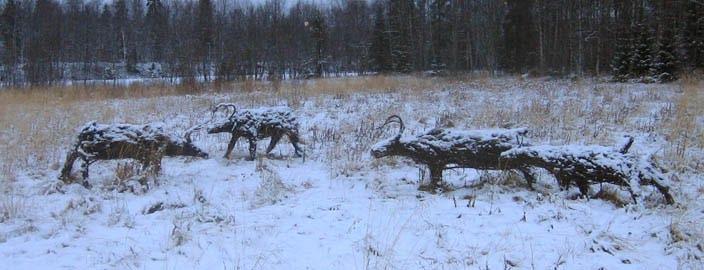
[664,78,704,171]
[0,75,702,182]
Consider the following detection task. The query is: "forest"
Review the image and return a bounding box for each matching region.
[0,0,702,85]
[2,1,704,269]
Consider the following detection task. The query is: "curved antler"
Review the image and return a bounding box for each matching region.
[381,115,405,139]
[618,135,635,154]
[183,124,204,143]
[212,103,238,119]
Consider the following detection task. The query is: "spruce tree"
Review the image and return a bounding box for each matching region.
[370,3,391,73]
[631,23,655,80]
[26,0,62,84]
[430,0,451,72]
[308,10,327,78]
[127,0,144,73]
[1,0,20,81]
[697,15,704,69]
[388,0,414,73]
[652,29,678,83]
[99,5,115,62]
[146,0,168,62]
[197,0,214,81]
[681,1,704,69]
[611,37,633,82]
[501,0,538,73]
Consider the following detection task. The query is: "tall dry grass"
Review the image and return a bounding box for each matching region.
[664,78,704,171]
[0,75,452,179]
[0,75,701,183]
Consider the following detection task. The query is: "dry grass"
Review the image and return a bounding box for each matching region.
[593,187,628,208]
[664,78,704,171]
[0,194,27,223]
[111,162,140,186]
[0,75,702,187]
[252,159,292,208]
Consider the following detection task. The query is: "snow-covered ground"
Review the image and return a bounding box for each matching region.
[0,77,702,269]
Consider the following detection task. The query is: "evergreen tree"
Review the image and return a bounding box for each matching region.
[652,34,678,83]
[370,3,391,73]
[631,23,655,79]
[1,0,20,82]
[0,0,700,85]
[501,0,538,73]
[308,9,327,78]
[651,23,679,83]
[197,0,214,81]
[388,0,414,73]
[127,0,144,73]
[681,1,704,69]
[99,5,115,62]
[430,0,451,71]
[611,37,633,82]
[26,0,62,84]
[146,0,168,62]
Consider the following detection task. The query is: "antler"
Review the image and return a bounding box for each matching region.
[381,115,405,139]
[618,135,635,154]
[184,124,202,143]
[212,103,238,119]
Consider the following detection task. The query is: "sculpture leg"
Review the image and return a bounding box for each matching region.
[59,150,79,182]
[265,134,282,155]
[419,165,445,192]
[224,135,240,159]
[517,167,536,190]
[576,179,590,200]
[247,138,257,161]
[80,159,90,180]
[643,177,674,204]
[79,159,92,189]
[429,166,444,188]
[288,133,303,157]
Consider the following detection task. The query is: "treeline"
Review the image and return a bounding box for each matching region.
[0,0,703,85]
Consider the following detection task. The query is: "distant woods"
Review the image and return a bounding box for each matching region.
[0,0,703,86]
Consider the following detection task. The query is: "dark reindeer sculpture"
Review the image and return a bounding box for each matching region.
[59,121,208,188]
[371,115,535,191]
[207,103,303,160]
[500,137,675,204]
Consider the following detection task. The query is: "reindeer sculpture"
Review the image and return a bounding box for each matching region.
[208,103,303,160]
[59,121,209,188]
[500,137,675,204]
[371,115,534,191]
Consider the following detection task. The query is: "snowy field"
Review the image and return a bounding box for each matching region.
[0,76,702,269]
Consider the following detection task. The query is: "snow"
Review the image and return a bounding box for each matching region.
[502,144,628,168]
[76,121,169,144]
[501,145,647,196]
[401,127,528,152]
[0,78,702,269]
[228,106,298,137]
